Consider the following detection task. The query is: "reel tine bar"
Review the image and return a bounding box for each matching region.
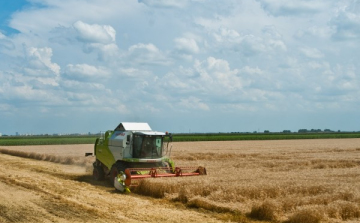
[124,166,206,186]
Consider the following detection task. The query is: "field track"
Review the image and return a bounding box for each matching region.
[1,139,360,222]
[0,146,220,223]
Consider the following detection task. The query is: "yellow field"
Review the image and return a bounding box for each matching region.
[1,139,360,222]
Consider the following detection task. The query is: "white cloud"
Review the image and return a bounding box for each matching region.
[8,0,142,35]
[331,2,360,41]
[24,47,60,76]
[64,64,110,81]
[262,25,283,39]
[129,43,159,53]
[1,82,65,106]
[207,57,233,72]
[212,27,286,56]
[295,26,334,39]
[300,47,324,59]
[257,0,326,16]
[179,96,209,111]
[1,0,360,134]
[308,61,329,70]
[241,66,263,75]
[67,21,120,61]
[138,0,188,8]
[268,39,287,51]
[174,37,199,54]
[127,43,170,65]
[60,79,106,92]
[117,68,152,78]
[161,57,244,98]
[240,35,267,55]
[73,21,116,44]
[0,32,15,51]
[213,28,241,43]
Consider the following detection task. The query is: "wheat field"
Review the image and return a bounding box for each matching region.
[1,139,360,222]
[135,139,360,222]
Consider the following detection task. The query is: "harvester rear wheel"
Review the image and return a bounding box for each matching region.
[93,165,105,181]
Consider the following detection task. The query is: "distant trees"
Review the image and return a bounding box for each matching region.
[298,129,334,133]
[231,129,339,134]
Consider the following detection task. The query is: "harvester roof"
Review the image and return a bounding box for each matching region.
[114,122,152,131]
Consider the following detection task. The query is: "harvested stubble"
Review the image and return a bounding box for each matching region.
[133,139,360,222]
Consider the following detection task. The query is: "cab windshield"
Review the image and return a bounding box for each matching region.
[133,135,163,159]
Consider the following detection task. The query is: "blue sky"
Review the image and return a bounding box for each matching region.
[0,0,359,135]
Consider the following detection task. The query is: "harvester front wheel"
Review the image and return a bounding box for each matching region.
[93,165,105,181]
[110,162,127,184]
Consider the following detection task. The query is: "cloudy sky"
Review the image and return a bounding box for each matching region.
[0,0,359,135]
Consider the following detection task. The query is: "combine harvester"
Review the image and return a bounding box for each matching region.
[88,122,206,192]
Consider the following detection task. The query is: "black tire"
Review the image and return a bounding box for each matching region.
[93,165,105,181]
[110,161,127,184]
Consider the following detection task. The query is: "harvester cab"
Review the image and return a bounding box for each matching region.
[90,122,206,192]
